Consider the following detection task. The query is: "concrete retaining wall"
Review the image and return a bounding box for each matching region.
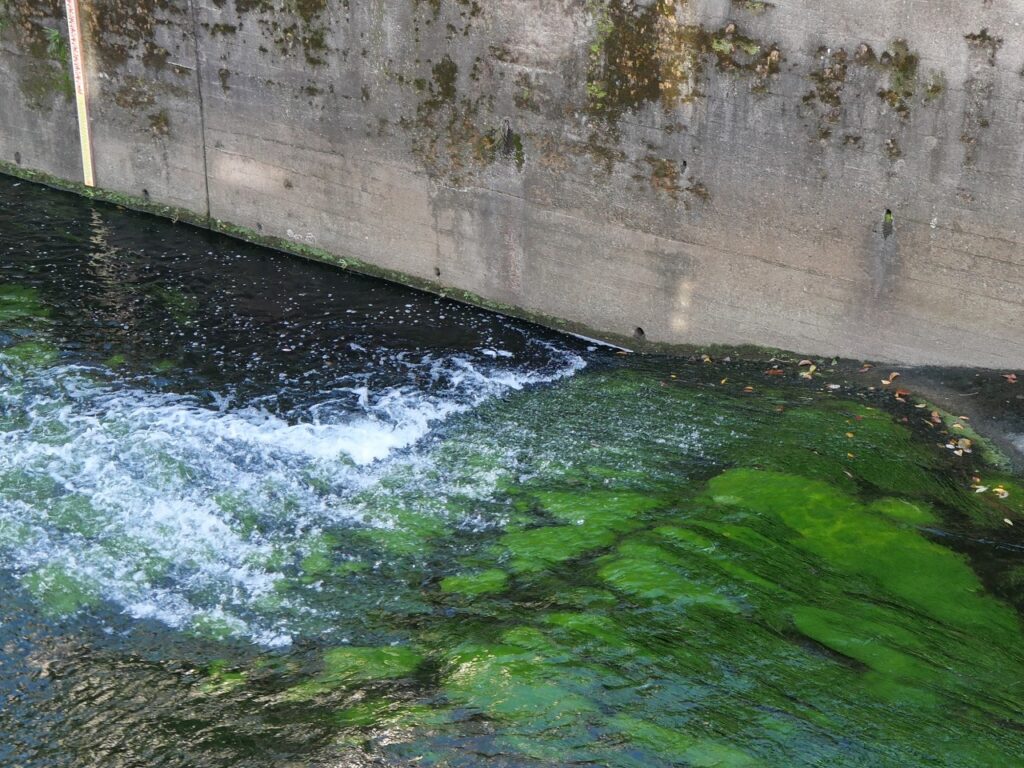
[2,0,1023,366]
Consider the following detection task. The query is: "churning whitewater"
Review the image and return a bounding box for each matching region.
[0,346,585,647]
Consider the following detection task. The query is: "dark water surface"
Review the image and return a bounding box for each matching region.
[1,176,1023,767]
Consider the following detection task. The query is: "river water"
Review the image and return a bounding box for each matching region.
[1,176,1022,767]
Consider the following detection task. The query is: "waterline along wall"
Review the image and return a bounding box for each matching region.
[1,0,1023,367]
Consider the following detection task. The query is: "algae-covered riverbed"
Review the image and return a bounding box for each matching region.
[1,176,1023,767]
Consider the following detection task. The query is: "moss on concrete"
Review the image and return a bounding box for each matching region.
[401,54,524,182]
[868,40,920,120]
[585,1,781,122]
[83,0,178,70]
[924,72,945,102]
[731,0,774,12]
[233,0,333,66]
[113,76,158,109]
[148,109,171,136]
[0,0,65,59]
[646,156,682,198]
[965,28,1002,66]
[802,47,850,141]
[0,0,73,107]
[806,47,847,109]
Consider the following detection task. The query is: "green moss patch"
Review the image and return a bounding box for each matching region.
[707,469,1019,637]
[0,340,59,372]
[0,284,48,326]
[611,714,757,767]
[442,639,597,727]
[598,540,739,612]
[440,568,508,596]
[22,563,99,615]
[286,646,423,701]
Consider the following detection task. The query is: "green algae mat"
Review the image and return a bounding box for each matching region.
[2,176,1023,766]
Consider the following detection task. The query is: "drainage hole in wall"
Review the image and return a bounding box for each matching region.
[883,208,894,238]
[634,327,646,340]
[257,223,263,231]
[14,152,21,165]
[142,189,150,200]
[434,267,441,277]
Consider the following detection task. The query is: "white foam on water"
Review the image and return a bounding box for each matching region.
[0,346,585,647]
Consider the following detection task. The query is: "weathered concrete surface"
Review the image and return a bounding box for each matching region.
[80,0,209,213]
[2,0,1023,367]
[0,0,80,180]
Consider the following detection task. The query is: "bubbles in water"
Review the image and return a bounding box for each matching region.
[0,345,585,647]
